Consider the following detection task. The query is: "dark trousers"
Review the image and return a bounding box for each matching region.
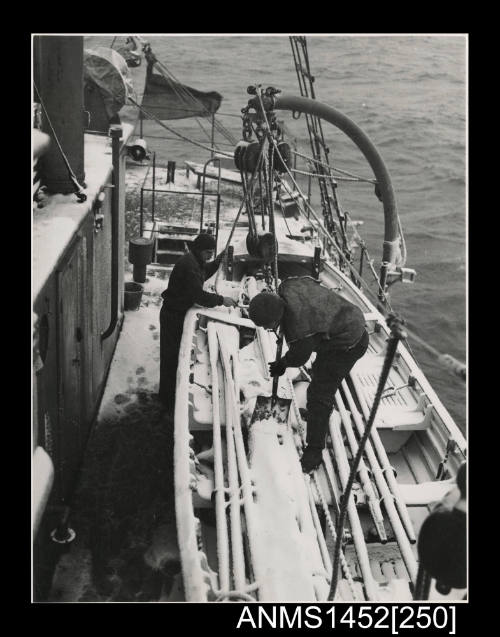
[306,330,369,449]
[159,304,186,409]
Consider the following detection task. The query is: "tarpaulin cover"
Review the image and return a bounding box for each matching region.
[84,47,135,118]
[141,60,222,120]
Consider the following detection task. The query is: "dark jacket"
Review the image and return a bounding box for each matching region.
[279,277,366,368]
[161,250,224,313]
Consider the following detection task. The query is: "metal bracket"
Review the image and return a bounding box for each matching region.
[387,266,417,286]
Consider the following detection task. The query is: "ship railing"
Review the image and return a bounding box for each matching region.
[137,151,221,248]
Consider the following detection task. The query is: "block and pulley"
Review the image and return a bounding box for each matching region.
[234,140,291,174]
[246,231,277,261]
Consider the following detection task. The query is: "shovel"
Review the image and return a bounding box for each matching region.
[251,327,291,425]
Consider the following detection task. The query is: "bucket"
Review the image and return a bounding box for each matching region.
[124,282,143,311]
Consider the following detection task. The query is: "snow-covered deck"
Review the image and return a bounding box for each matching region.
[47,266,185,602]
[32,124,134,301]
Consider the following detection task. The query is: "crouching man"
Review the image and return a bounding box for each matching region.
[249,276,368,473]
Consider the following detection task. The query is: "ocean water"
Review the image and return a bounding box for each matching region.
[88,35,466,432]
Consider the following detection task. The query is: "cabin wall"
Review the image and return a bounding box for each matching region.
[33,147,126,505]
[91,154,125,405]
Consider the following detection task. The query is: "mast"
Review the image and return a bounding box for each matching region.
[289,37,348,256]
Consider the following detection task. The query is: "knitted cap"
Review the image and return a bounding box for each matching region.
[248,292,284,326]
[192,233,216,251]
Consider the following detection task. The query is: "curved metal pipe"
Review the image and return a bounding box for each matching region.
[274,94,399,264]
[101,125,122,341]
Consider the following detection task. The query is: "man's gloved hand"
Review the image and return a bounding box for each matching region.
[222,296,237,307]
[269,358,287,377]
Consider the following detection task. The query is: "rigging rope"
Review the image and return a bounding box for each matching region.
[272,121,409,305]
[128,133,235,147]
[131,86,463,381]
[289,37,346,245]
[292,147,378,184]
[128,97,233,158]
[275,185,293,236]
[290,167,374,183]
[134,40,235,147]
[149,53,237,146]
[254,90,284,293]
[33,82,87,202]
[269,139,346,259]
[275,162,465,378]
[214,136,269,289]
[289,36,408,265]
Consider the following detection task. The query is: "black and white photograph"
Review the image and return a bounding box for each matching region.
[32,33,467,611]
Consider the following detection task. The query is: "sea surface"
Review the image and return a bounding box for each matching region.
[88,35,466,433]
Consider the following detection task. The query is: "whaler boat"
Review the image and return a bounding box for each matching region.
[164,75,467,601]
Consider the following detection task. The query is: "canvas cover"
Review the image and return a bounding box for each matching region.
[141,60,222,120]
[84,47,135,119]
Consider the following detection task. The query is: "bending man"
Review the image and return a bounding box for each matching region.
[249,276,368,473]
[159,233,236,412]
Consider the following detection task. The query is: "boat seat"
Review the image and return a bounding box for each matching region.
[363,311,383,323]
[351,355,433,431]
[184,161,242,188]
[372,402,434,431]
[398,479,455,506]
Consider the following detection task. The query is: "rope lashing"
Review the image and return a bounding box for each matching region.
[33,82,87,203]
[328,313,408,600]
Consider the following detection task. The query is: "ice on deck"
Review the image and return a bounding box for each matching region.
[248,418,330,600]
